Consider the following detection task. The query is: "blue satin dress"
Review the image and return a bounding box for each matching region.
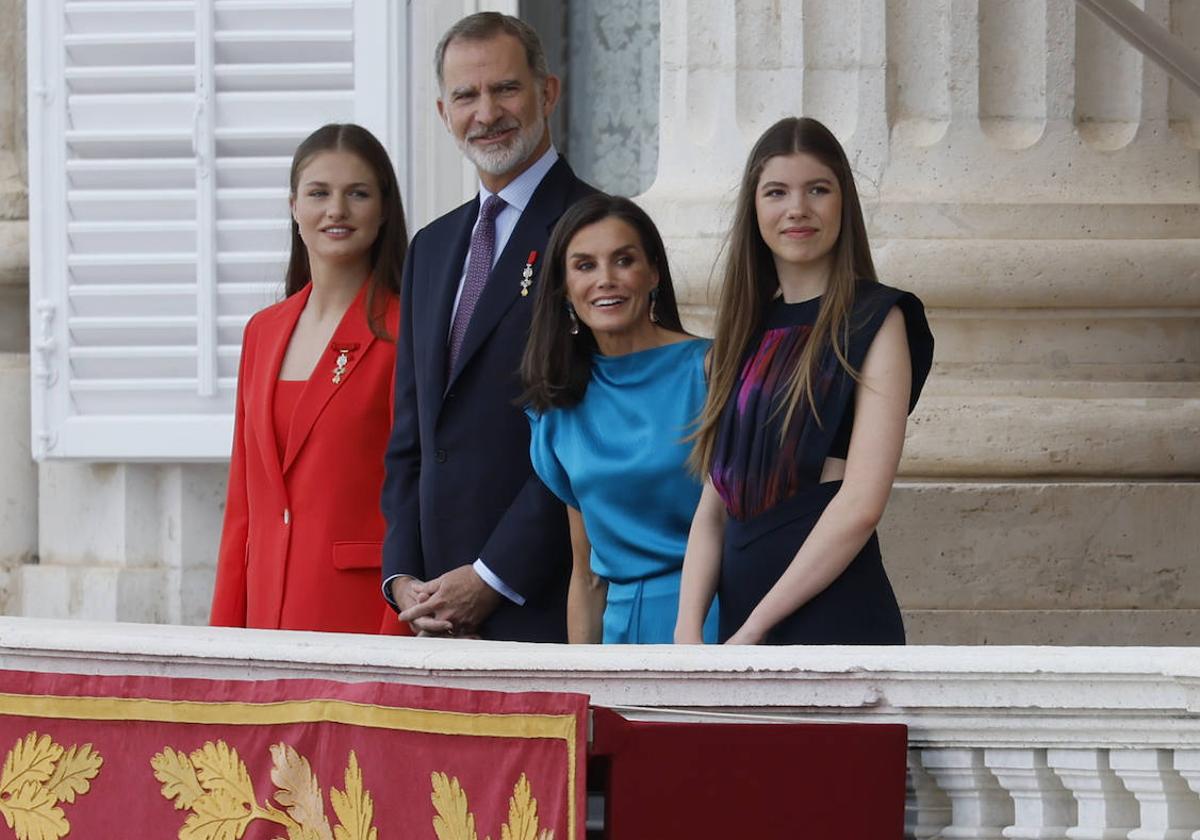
[528,338,719,643]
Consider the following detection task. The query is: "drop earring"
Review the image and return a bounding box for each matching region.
[649,287,660,324]
[566,304,580,336]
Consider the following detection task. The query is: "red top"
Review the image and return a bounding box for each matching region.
[272,378,306,463]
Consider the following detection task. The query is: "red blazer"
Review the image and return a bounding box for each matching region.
[211,282,407,634]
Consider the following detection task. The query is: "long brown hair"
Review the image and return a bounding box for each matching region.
[284,123,408,340]
[520,194,685,411]
[689,117,877,475]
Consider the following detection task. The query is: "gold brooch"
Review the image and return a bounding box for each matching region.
[332,348,351,384]
[520,250,538,297]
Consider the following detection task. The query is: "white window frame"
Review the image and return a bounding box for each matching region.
[28,0,402,461]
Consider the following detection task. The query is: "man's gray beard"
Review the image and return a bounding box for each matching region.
[458,114,546,177]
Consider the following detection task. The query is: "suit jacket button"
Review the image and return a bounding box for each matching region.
[434,449,447,463]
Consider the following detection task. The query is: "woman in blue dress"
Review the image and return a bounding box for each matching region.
[520,195,718,643]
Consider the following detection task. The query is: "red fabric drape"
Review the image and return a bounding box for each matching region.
[0,669,587,839]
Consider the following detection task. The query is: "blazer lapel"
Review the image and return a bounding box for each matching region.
[446,159,575,391]
[251,285,309,485]
[281,282,377,475]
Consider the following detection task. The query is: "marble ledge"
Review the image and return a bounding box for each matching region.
[1,617,1200,750]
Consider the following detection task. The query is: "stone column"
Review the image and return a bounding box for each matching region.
[639,0,1200,644]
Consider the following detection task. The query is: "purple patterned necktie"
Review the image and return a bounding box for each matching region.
[448,194,506,373]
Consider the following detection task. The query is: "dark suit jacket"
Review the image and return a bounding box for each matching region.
[382,157,597,641]
[212,282,405,634]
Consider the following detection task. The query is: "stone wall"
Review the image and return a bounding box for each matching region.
[0,0,33,613]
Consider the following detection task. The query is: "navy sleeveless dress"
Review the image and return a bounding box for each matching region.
[710,281,934,644]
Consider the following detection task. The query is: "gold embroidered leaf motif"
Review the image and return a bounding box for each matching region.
[430,772,477,840]
[180,790,254,840]
[498,774,553,840]
[152,747,206,811]
[45,743,102,805]
[330,752,377,840]
[0,734,63,796]
[268,743,332,840]
[1,780,68,840]
[190,741,255,810]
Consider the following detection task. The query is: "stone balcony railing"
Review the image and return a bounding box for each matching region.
[2,617,1200,837]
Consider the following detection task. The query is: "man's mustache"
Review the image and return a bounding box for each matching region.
[467,119,520,141]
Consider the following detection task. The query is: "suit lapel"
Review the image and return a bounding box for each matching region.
[445,158,575,391]
[282,281,377,475]
[251,285,309,486]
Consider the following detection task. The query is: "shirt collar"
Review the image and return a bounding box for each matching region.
[478,145,559,214]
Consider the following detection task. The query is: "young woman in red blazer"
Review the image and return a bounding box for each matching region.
[211,124,410,634]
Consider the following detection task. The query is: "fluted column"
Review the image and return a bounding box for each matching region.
[640,0,1200,644]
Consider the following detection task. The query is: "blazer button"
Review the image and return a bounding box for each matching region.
[283,508,291,525]
[434,449,447,463]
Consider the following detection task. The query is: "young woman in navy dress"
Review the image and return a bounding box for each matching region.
[676,117,934,645]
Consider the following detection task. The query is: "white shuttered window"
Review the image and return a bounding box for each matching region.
[29,0,395,459]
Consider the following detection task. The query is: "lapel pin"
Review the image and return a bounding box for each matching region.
[520,250,538,297]
[331,347,352,384]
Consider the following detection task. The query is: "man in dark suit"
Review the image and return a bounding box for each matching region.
[381,12,595,641]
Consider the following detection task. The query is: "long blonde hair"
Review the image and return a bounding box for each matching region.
[689,117,877,476]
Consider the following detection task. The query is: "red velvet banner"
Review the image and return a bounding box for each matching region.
[0,669,587,840]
